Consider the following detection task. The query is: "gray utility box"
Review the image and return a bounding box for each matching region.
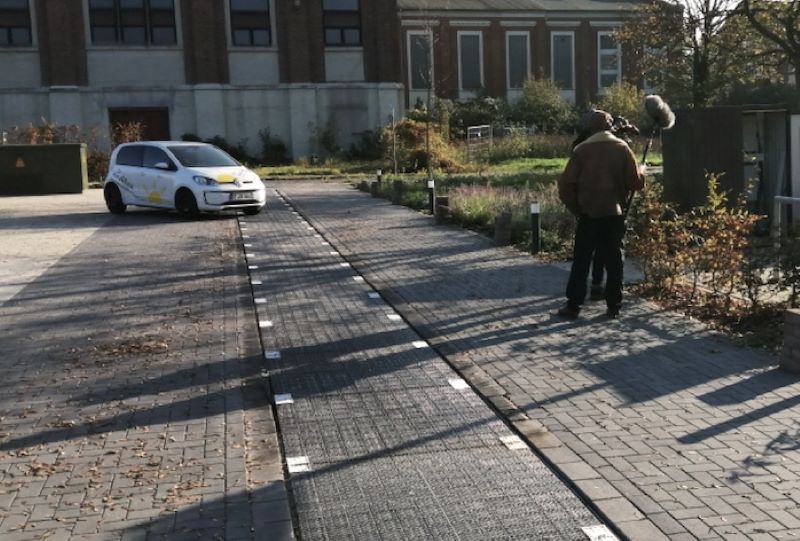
[0,144,89,195]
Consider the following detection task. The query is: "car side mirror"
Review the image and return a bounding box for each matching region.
[154,162,172,171]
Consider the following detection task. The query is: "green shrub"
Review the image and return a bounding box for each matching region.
[513,79,578,133]
[595,82,648,129]
[258,129,290,165]
[449,96,509,140]
[348,130,386,161]
[181,133,256,164]
[382,118,465,173]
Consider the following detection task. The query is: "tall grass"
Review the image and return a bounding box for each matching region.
[447,182,574,253]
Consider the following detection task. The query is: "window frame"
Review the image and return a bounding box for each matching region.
[597,30,621,94]
[457,30,484,99]
[228,0,273,48]
[116,145,145,167]
[505,30,530,92]
[406,29,433,92]
[0,0,34,48]
[86,0,178,47]
[550,30,575,91]
[142,145,176,170]
[322,0,361,47]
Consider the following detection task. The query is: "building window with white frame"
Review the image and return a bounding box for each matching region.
[0,0,32,46]
[322,0,360,46]
[551,31,574,91]
[88,0,176,46]
[407,31,432,90]
[506,31,529,91]
[230,0,271,46]
[598,31,621,92]
[458,31,483,97]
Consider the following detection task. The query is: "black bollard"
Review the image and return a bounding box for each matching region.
[530,202,541,254]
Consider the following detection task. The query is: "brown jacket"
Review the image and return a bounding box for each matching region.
[558,131,645,218]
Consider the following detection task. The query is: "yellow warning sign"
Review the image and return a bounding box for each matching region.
[15,156,25,168]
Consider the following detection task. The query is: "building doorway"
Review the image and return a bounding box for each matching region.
[109,108,171,142]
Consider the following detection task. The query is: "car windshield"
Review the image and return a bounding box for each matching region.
[167,145,240,167]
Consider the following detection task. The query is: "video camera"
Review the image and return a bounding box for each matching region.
[610,115,640,146]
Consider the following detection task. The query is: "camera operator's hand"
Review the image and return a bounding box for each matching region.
[639,164,648,176]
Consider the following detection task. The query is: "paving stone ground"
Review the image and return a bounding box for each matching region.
[245,188,605,540]
[0,202,289,540]
[278,181,800,541]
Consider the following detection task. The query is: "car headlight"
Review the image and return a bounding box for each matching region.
[193,175,217,186]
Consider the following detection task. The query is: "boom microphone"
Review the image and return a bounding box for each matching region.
[623,94,676,216]
[644,94,675,130]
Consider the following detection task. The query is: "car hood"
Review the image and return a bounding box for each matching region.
[187,166,258,185]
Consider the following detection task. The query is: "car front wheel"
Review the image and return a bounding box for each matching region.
[104,183,127,214]
[175,189,199,218]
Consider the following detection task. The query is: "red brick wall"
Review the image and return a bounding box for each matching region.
[400,15,639,107]
[181,0,229,84]
[35,0,88,86]
[362,0,401,82]
[485,23,504,97]
[277,0,325,83]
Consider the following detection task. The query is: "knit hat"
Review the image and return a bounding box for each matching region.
[586,110,614,133]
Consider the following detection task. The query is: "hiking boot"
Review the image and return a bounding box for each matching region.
[556,304,580,319]
[606,306,620,319]
[589,284,605,301]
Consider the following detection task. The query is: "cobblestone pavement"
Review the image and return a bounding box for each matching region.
[0,203,289,540]
[245,188,606,540]
[279,181,800,541]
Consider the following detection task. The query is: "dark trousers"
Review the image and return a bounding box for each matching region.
[566,215,625,311]
[591,248,604,286]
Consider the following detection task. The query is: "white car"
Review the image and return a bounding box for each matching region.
[103,141,266,216]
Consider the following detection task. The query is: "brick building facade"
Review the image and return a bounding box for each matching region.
[398,0,649,107]
[0,0,647,158]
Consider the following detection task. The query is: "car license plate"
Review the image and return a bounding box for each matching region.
[230,191,253,201]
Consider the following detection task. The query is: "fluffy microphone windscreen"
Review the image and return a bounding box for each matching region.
[644,94,676,130]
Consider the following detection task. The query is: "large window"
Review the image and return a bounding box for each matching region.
[88,0,176,46]
[458,31,483,94]
[322,0,360,46]
[407,31,431,90]
[230,0,271,46]
[0,0,32,46]
[598,32,621,91]
[506,31,530,90]
[551,31,574,90]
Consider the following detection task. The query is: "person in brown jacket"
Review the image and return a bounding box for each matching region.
[557,110,645,319]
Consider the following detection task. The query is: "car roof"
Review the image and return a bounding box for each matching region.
[118,141,212,147]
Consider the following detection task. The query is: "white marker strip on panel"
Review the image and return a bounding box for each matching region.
[251,280,263,285]
[255,298,267,304]
[500,435,528,450]
[287,456,310,473]
[340,262,351,267]
[581,525,619,541]
[244,244,253,248]
[353,276,365,283]
[248,265,259,270]
[368,292,381,299]
[412,341,428,349]
[387,313,401,321]
[274,394,294,405]
[329,251,338,255]
[448,379,470,390]
[265,351,281,360]
[259,320,273,328]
